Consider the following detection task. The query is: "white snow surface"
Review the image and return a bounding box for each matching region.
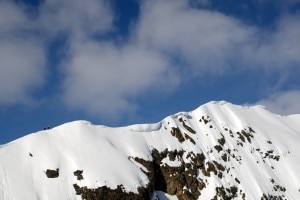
[151,191,178,200]
[0,101,300,199]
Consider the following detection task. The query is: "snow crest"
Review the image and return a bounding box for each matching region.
[0,101,300,199]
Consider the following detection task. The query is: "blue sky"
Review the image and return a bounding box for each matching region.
[1,0,300,144]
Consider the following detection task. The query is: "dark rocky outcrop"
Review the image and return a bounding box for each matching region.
[261,193,287,200]
[171,127,185,143]
[179,118,196,134]
[199,116,211,124]
[74,170,84,180]
[73,184,151,200]
[184,133,196,144]
[45,168,59,178]
[211,186,239,200]
[133,149,206,200]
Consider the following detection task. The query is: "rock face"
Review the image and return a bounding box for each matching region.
[0,102,300,200]
[72,184,151,200]
[133,149,206,200]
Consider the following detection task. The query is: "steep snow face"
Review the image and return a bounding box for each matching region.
[0,101,300,200]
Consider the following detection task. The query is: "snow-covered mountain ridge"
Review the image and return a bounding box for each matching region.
[1,101,300,200]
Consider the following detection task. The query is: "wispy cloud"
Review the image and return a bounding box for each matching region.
[136,0,256,75]
[0,1,46,106]
[38,0,113,38]
[136,0,300,72]
[0,0,113,107]
[62,41,179,117]
[254,91,300,115]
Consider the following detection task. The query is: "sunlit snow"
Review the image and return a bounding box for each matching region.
[0,101,300,199]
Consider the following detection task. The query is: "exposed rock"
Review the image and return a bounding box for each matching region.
[132,149,207,200]
[74,170,84,180]
[206,161,217,175]
[212,186,239,200]
[241,129,253,143]
[73,184,151,200]
[221,153,228,162]
[184,133,196,144]
[218,137,226,146]
[213,161,225,172]
[199,115,211,124]
[214,145,223,152]
[261,193,287,200]
[45,168,59,178]
[179,118,196,134]
[171,127,185,143]
[237,132,246,143]
[235,177,240,184]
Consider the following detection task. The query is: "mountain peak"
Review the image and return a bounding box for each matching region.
[205,100,231,105]
[1,102,300,200]
[202,100,267,111]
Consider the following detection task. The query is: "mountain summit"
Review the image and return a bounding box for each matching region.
[1,101,300,200]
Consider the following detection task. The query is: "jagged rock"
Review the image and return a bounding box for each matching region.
[212,186,239,200]
[171,127,185,143]
[218,137,226,146]
[221,153,228,162]
[214,145,223,152]
[74,170,84,180]
[132,148,207,200]
[73,184,151,200]
[184,133,196,144]
[179,118,196,134]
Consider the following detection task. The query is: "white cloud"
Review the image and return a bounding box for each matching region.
[254,91,300,115]
[136,0,253,73]
[62,40,179,117]
[271,15,300,66]
[243,14,300,69]
[136,0,300,74]
[60,0,300,117]
[0,39,46,105]
[0,1,29,34]
[1,0,300,119]
[0,1,46,106]
[39,0,114,38]
[55,0,181,118]
[0,0,113,108]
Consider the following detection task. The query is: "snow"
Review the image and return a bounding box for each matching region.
[151,191,178,200]
[1,101,300,199]
[161,156,182,167]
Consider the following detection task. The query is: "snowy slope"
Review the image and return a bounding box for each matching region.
[0,101,300,200]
